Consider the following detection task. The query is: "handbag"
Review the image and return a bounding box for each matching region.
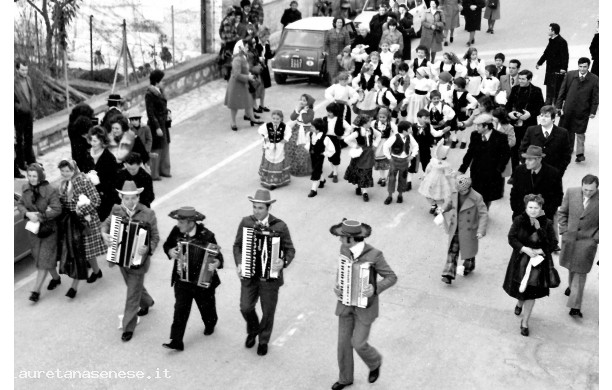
[548,264,561,288]
[248,77,261,93]
[37,220,56,238]
[488,0,498,9]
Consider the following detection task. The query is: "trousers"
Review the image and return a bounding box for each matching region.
[442,232,475,279]
[568,130,586,156]
[152,135,171,176]
[239,278,280,345]
[567,271,588,309]
[119,267,154,333]
[337,309,382,384]
[387,156,409,194]
[14,111,36,168]
[170,281,218,341]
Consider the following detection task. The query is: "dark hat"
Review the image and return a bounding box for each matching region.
[329,219,372,238]
[248,189,276,204]
[168,206,206,221]
[107,94,124,102]
[521,145,546,158]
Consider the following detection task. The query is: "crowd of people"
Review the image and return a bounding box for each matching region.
[14,0,600,388]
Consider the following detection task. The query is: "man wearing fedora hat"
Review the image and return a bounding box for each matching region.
[329,219,397,389]
[458,113,511,209]
[161,207,224,351]
[128,110,153,155]
[232,189,295,356]
[101,181,160,342]
[510,145,563,223]
[102,94,126,133]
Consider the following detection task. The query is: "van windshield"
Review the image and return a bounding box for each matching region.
[281,30,324,47]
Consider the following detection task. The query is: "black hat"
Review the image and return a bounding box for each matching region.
[168,206,206,221]
[329,219,372,238]
[107,94,123,103]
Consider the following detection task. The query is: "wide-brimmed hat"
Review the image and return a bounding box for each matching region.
[522,145,546,158]
[127,109,142,119]
[473,113,493,125]
[329,219,372,238]
[438,71,453,83]
[116,180,144,195]
[168,206,205,221]
[248,189,276,204]
[107,94,124,103]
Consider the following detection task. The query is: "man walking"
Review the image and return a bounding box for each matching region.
[233,189,296,356]
[329,219,397,390]
[14,59,38,173]
[535,23,569,105]
[555,57,599,163]
[558,174,599,319]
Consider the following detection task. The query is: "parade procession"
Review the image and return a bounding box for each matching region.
[13,0,600,389]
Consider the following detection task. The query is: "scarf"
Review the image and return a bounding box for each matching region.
[59,159,81,200]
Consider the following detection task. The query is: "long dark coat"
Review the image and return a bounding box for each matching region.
[555,70,599,135]
[559,187,599,274]
[519,124,572,174]
[536,35,569,86]
[145,85,169,150]
[459,130,510,203]
[462,0,484,32]
[503,213,556,300]
[91,148,118,221]
[224,53,252,110]
[509,163,563,220]
[589,33,599,76]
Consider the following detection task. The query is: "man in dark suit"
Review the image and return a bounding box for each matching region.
[369,4,389,51]
[555,57,599,163]
[329,219,397,390]
[497,59,521,98]
[233,189,295,357]
[14,59,38,173]
[509,146,563,223]
[558,174,599,318]
[505,69,545,171]
[519,105,571,176]
[458,114,511,209]
[536,23,569,105]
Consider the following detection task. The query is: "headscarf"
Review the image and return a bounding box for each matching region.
[456,175,472,192]
[302,94,315,109]
[58,159,81,199]
[26,163,48,203]
[233,39,246,55]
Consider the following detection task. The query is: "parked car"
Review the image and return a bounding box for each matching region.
[270,17,356,85]
[353,10,376,31]
[14,193,31,262]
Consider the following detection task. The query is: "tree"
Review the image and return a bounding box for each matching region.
[93,49,104,70]
[160,47,172,69]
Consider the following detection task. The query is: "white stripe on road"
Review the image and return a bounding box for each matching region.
[15,99,331,292]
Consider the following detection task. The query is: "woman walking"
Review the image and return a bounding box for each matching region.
[483,0,500,34]
[18,164,63,302]
[323,17,351,84]
[503,194,556,336]
[286,94,315,177]
[57,159,106,298]
[87,126,118,221]
[441,0,462,46]
[419,1,446,62]
[257,110,292,190]
[462,0,485,46]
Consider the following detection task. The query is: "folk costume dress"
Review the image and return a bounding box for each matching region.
[403,76,435,123]
[344,127,382,188]
[373,119,398,171]
[258,122,292,189]
[418,157,455,201]
[463,58,486,98]
[286,103,315,177]
[351,72,378,117]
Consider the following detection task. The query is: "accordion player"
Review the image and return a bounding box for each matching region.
[240,226,284,280]
[336,254,377,308]
[106,215,150,268]
[176,242,221,288]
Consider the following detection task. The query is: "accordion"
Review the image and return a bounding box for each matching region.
[241,227,282,280]
[337,254,376,308]
[176,242,220,288]
[106,215,149,268]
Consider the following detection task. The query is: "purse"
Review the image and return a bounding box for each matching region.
[548,265,561,288]
[488,0,498,9]
[37,220,56,238]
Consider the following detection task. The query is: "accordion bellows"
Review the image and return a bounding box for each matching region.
[106,215,149,268]
[337,254,375,308]
[241,227,281,280]
[176,242,220,288]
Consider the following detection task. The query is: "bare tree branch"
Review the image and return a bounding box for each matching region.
[25,0,44,15]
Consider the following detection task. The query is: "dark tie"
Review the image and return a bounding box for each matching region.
[511,77,515,86]
[543,130,549,138]
[580,75,585,82]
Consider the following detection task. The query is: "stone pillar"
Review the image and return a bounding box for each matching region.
[203,0,221,54]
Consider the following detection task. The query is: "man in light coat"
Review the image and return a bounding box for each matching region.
[438,175,488,284]
[497,59,521,98]
[558,174,599,318]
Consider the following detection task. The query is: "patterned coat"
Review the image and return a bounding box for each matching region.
[441,189,488,259]
[420,9,446,53]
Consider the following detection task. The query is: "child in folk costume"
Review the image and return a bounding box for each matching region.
[432,52,466,81]
[351,63,379,117]
[383,120,419,204]
[337,45,355,77]
[410,109,436,184]
[449,77,478,149]
[390,52,403,78]
[436,71,454,104]
[391,63,410,123]
[350,42,369,78]
[418,140,456,214]
[344,114,382,202]
[374,76,398,113]
[305,118,336,198]
[325,72,359,126]
[410,45,431,78]
[402,67,435,123]
[323,102,353,182]
[427,90,456,145]
[372,107,398,187]
[462,47,486,99]
[368,51,383,78]
[286,94,315,177]
[258,110,292,190]
[479,64,500,97]
[379,41,395,78]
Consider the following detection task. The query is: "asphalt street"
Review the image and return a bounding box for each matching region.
[14,1,600,389]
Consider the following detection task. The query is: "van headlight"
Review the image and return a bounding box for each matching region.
[306,60,314,66]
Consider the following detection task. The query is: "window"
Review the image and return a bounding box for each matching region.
[281,30,325,47]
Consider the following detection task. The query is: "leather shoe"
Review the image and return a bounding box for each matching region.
[318,179,326,188]
[460,142,467,149]
[47,277,61,290]
[65,288,77,299]
[569,309,583,318]
[87,269,102,283]
[257,343,268,356]
[520,320,529,337]
[138,300,154,316]
[253,107,263,113]
[121,332,133,342]
[384,196,392,205]
[331,382,353,390]
[308,190,317,198]
[397,194,403,203]
[261,106,271,112]
[441,276,452,284]
[245,334,257,348]
[203,326,215,336]
[368,364,381,383]
[355,187,362,196]
[332,174,338,183]
[514,305,522,316]
[362,193,369,202]
[564,287,571,296]
[29,291,40,302]
[244,114,260,120]
[575,154,585,162]
[162,340,184,351]
[250,119,264,126]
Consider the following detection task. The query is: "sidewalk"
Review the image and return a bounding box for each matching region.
[14,78,228,195]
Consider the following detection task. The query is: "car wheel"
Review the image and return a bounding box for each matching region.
[274,73,287,84]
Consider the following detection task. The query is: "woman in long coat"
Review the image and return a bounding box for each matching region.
[18,163,63,302]
[440,0,461,45]
[57,159,106,298]
[323,17,351,84]
[145,69,171,177]
[503,194,556,337]
[225,39,262,130]
[86,126,118,221]
[67,103,95,172]
[483,0,500,34]
[420,1,446,62]
[462,0,484,46]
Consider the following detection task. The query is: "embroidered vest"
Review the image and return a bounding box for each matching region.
[359,73,376,91]
[440,62,457,77]
[390,134,411,156]
[355,128,373,147]
[309,132,326,156]
[374,120,393,139]
[266,122,286,143]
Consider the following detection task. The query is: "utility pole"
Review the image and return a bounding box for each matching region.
[35,12,41,65]
[171,5,175,67]
[122,19,128,87]
[90,15,94,79]
[201,0,206,53]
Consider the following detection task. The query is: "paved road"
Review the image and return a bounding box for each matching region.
[15,1,599,389]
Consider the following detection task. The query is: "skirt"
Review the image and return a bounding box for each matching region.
[373,139,391,170]
[259,153,291,189]
[285,126,313,176]
[418,171,454,201]
[404,94,429,123]
[344,159,374,188]
[502,252,550,300]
